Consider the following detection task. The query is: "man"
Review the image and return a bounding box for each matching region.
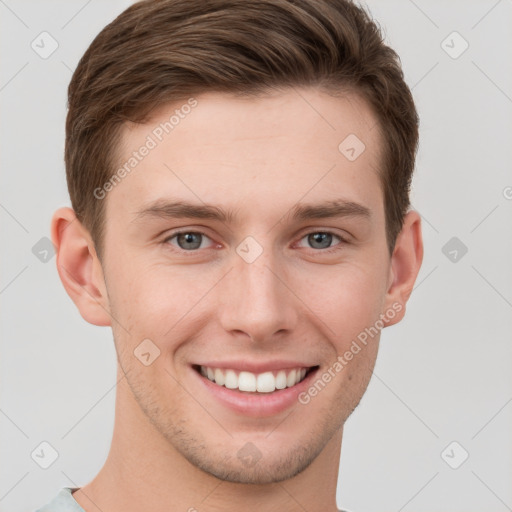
[37,0,423,510]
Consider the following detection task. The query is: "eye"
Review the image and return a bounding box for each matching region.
[162,229,347,254]
[164,231,214,251]
[297,231,346,251]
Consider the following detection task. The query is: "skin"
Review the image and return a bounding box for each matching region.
[52,87,423,512]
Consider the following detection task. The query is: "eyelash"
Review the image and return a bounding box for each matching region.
[162,229,348,255]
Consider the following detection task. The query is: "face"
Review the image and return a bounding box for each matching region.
[100,87,394,484]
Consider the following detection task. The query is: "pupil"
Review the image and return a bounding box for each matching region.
[178,232,201,250]
[309,232,331,249]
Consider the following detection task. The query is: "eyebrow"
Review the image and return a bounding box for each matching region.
[132,198,372,224]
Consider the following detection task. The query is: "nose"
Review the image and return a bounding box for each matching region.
[217,248,298,344]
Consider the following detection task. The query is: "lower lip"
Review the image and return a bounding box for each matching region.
[192,366,319,417]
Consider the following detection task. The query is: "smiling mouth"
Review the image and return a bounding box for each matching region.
[192,364,319,393]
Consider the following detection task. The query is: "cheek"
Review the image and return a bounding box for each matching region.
[106,262,219,358]
[295,262,387,342]
[107,261,188,316]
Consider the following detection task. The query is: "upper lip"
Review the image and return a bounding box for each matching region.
[193,360,318,373]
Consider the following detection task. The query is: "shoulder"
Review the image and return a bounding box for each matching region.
[34,487,85,512]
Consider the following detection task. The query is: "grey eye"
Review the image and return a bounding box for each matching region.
[307,232,334,249]
[175,232,204,250]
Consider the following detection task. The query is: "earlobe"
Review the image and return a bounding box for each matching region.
[51,207,112,327]
[382,210,424,327]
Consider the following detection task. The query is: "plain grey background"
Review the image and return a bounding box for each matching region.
[1,1,511,511]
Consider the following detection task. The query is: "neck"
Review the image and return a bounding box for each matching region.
[73,370,343,512]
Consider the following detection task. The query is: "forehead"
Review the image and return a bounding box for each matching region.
[108,87,384,223]
[136,87,381,155]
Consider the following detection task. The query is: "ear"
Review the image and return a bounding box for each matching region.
[382,209,424,327]
[51,207,111,326]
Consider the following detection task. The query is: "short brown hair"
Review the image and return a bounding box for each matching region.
[66,0,419,259]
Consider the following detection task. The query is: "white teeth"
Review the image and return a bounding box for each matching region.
[275,370,287,390]
[256,372,275,393]
[198,365,310,393]
[238,371,257,392]
[214,368,225,386]
[286,369,297,388]
[224,369,238,389]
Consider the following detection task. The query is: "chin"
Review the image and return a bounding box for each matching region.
[187,444,318,484]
